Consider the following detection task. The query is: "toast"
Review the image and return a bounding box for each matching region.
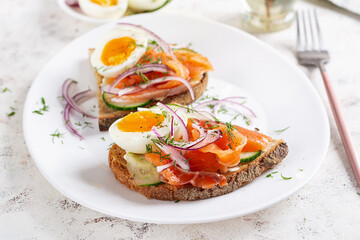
[89,49,209,131]
[108,140,288,201]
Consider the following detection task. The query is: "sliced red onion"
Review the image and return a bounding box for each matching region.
[157,102,189,142]
[117,23,174,56]
[195,99,256,118]
[62,78,97,119]
[63,90,96,139]
[156,162,174,172]
[170,116,174,137]
[222,96,247,101]
[169,124,207,150]
[109,64,169,91]
[65,0,79,7]
[188,129,222,150]
[151,127,190,171]
[104,76,194,99]
[105,82,193,105]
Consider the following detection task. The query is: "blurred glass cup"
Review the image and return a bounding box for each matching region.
[240,0,297,32]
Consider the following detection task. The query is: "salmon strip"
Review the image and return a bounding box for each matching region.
[145,150,227,189]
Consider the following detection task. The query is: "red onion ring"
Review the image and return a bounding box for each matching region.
[65,0,79,7]
[156,162,174,172]
[104,76,194,100]
[195,99,256,118]
[170,125,222,151]
[157,102,189,142]
[63,90,96,139]
[108,64,169,91]
[151,127,190,171]
[62,78,97,119]
[117,23,174,56]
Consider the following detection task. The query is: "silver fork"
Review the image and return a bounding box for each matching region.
[296,9,360,187]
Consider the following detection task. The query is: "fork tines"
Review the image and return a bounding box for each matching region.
[296,9,325,52]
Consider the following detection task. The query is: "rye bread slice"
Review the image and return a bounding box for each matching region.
[108,140,289,201]
[89,49,209,131]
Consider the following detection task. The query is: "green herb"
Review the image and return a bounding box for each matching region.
[299,169,303,171]
[83,122,94,129]
[218,107,228,114]
[243,116,250,126]
[107,142,115,150]
[75,122,82,126]
[266,171,278,178]
[2,87,10,93]
[147,134,151,138]
[146,144,153,153]
[7,111,15,117]
[281,173,292,180]
[79,146,85,149]
[50,129,64,144]
[33,97,49,115]
[174,200,180,203]
[274,126,290,134]
[100,137,105,141]
[138,71,150,84]
[224,122,235,144]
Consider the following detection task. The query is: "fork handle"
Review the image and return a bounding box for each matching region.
[318,62,360,186]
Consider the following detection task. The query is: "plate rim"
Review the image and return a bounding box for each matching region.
[23,13,330,224]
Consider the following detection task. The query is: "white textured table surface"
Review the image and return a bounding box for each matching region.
[1,0,360,239]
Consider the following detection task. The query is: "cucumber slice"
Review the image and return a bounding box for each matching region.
[103,92,152,111]
[240,151,262,163]
[148,103,183,112]
[124,152,162,186]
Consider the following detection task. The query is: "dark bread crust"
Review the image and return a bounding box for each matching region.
[89,49,209,131]
[108,141,289,201]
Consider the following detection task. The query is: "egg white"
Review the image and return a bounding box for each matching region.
[91,25,148,78]
[109,107,188,154]
[78,0,128,19]
[128,0,167,12]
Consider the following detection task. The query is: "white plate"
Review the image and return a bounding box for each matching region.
[23,14,330,224]
[56,0,173,24]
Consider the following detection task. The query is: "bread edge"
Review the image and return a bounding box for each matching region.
[108,140,289,201]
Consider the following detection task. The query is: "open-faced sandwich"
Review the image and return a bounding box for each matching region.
[89,23,214,131]
[108,103,289,201]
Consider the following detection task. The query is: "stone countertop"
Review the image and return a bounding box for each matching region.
[1,0,360,239]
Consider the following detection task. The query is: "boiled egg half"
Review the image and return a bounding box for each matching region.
[78,0,128,19]
[91,25,148,78]
[109,107,188,154]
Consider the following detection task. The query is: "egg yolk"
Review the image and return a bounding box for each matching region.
[90,0,118,6]
[101,37,136,66]
[117,111,165,132]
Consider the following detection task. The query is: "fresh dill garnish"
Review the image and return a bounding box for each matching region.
[107,142,115,150]
[7,111,15,117]
[224,122,235,144]
[274,126,290,134]
[33,97,49,115]
[83,121,94,129]
[281,174,292,180]
[75,122,82,126]
[218,106,228,114]
[100,137,105,141]
[299,169,303,171]
[50,129,64,144]
[2,87,10,93]
[266,171,278,178]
